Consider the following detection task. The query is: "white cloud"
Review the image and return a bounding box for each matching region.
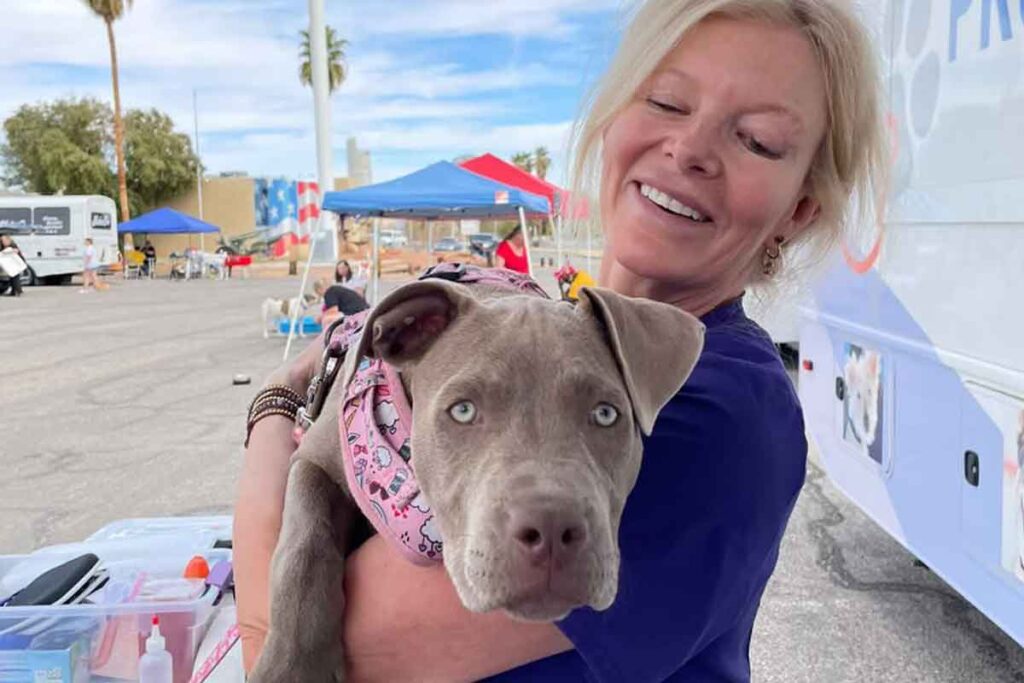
[1,0,609,183]
[355,121,570,155]
[338,0,622,39]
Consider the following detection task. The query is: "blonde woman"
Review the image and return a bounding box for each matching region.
[80,238,99,293]
[234,1,887,680]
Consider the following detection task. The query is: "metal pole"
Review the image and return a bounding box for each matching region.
[283,212,322,362]
[193,88,205,252]
[555,214,563,266]
[518,206,533,278]
[309,0,337,261]
[371,217,381,304]
[586,219,593,276]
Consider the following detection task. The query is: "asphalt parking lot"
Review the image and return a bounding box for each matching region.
[1,274,1022,681]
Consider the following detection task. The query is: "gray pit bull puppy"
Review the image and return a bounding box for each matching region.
[249,277,705,682]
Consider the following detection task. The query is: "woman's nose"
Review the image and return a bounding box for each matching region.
[662,118,723,178]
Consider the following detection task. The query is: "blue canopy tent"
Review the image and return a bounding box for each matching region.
[279,161,551,360]
[321,161,551,219]
[117,207,221,235]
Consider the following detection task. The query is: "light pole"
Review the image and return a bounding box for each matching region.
[193,88,205,251]
[309,0,337,261]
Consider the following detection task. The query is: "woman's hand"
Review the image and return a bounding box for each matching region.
[264,327,330,394]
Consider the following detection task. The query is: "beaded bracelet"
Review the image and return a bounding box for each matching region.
[245,384,306,448]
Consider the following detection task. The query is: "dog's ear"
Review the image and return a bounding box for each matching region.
[576,287,705,435]
[354,279,476,368]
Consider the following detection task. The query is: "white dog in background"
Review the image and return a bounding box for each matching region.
[262,290,322,338]
[843,348,881,451]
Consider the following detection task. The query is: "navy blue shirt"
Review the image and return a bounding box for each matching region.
[487,297,807,682]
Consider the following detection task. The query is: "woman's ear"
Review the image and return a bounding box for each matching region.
[782,193,821,243]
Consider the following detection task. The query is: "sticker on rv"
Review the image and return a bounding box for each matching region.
[842,342,885,466]
[91,212,113,230]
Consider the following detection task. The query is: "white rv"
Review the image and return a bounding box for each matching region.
[799,0,1024,646]
[0,195,118,285]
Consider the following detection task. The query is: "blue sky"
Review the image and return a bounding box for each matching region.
[1,0,626,186]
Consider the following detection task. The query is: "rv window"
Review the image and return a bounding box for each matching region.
[33,207,71,236]
[0,208,32,230]
[91,212,113,230]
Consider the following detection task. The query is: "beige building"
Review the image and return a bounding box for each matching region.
[346,138,372,188]
[143,175,354,260]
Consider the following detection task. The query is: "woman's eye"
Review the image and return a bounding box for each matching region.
[740,132,783,160]
[590,402,619,428]
[448,400,477,424]
[646,97,687,115]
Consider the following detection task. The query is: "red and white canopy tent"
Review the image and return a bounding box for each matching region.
[458,153,590,268]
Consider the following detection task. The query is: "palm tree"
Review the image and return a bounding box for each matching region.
[511,152,534,174]
[84,0,133,221]
[299,27,348,93]
[533,146,551,180]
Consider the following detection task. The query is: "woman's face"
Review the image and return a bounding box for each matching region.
[600,17,827,308]
[336,262,350,279]
[0,235,10,247]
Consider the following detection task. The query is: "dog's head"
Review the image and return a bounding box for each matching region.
[352,279,704,621]
[844,350,880,446]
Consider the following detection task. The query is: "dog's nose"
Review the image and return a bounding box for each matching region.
[509,501,588,567]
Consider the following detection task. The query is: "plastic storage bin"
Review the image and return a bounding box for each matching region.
[0,555,218,683]
[0,515,232,683]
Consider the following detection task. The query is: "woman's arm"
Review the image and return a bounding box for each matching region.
[235,341,326,671]
[320,306,341,326]
[343,535,572,683]
[234,414,295,671]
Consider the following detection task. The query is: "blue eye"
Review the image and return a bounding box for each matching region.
[448,400,477,424]
[591,403,619,428]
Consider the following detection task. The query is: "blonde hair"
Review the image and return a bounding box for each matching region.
[568,0,888,286]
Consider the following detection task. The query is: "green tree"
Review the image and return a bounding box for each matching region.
[299,26,348,93]
[533,146,550,180]
[84,0,134,220]
[511,151,533,174]
[2,98,112,195]
[122,109,200,216]
[2,98,200,215]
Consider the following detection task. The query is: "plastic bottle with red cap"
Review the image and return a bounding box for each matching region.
[139,615,173,683]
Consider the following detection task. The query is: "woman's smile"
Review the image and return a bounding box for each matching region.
[625,181,716,242]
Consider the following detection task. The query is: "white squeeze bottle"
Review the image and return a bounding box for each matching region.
[139,615,174,683]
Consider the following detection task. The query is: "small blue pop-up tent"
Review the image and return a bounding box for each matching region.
[117,207,220,234]
[321,161,551,218]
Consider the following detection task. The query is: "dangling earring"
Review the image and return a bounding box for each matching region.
[761,236,785,276]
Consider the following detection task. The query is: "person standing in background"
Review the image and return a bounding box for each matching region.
[80,238,99,293]
[0,234,25,297]
[494,226,530,274]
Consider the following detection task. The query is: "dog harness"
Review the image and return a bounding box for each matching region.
[311,263,550,565]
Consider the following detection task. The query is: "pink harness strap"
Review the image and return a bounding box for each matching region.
[333,265,549,565]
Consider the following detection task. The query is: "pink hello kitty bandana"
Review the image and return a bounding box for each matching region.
[333,264,550,565]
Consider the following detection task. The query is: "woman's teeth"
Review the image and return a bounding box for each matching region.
[639,183,708,222]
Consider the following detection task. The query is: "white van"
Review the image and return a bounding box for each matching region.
[0,195,118,285]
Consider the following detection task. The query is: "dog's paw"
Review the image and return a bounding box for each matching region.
[250,658,345,683]
[250,635,345,683]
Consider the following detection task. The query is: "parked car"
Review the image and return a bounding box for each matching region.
[433,237,464,253]
[380,230,408,248]
[467,233,498,256]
